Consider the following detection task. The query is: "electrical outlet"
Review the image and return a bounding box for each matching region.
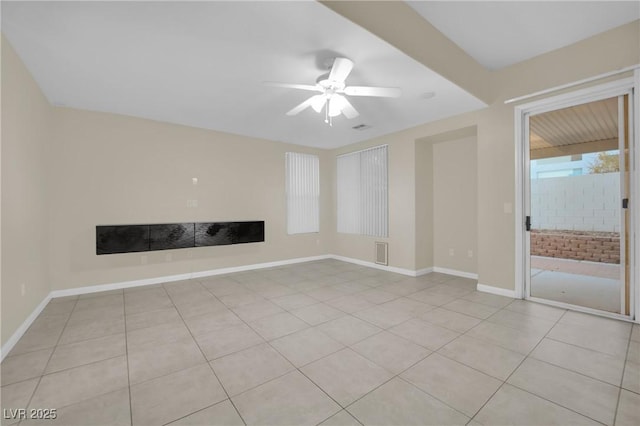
[449,248,454,256]
[21,283,26,296]
[468,250,473,258]
[141,255,148,265]
[187,199,198,208]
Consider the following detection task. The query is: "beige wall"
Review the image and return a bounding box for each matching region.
[48,108,331,290]
[432,135,477,274]
[414,141,433,271]
[1,37,53,347]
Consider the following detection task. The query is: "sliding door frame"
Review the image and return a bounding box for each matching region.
[514,76,638,322]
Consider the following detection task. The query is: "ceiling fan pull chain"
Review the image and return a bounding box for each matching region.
[325,98,330,125]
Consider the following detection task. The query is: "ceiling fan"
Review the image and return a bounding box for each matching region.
[264,57,401,126]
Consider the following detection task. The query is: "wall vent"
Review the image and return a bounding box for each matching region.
[352,124,372,131]
[375,241,388,265]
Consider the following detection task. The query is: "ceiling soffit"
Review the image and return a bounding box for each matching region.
[319,0,494,104]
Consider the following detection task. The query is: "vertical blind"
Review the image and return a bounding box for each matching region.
[337,145,388,237]
[285,152,320,234]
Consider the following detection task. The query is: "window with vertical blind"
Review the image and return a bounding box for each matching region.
[285,152,320,234]
[337,145,388,237]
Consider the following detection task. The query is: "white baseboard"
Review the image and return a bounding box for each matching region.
[51,255,334,299]
[191,255,332,279]
[329,255,420,277]
[433,267,478,280]
[415,267,434,277]
[1,294,52,362]
[477,283,517,298]
[50,272,194,298]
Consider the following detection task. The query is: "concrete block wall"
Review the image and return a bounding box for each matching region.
[530,173,620,232]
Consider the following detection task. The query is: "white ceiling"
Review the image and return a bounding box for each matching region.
[408,1,640,70]
[5,2,637,149]
[1,1,486,149]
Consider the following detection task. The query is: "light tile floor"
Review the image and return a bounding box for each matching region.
[1,259,639,426]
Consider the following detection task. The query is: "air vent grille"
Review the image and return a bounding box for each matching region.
[352,124,372,131]
[375,241,388,266]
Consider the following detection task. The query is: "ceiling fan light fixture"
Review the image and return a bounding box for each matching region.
[311,95,326,113]
[329,94,347,117]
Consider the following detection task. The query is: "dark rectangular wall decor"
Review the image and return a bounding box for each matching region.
[149,223,195,251]
[96,221,264,255]
[234,221,266,244]
[96,225,150,255]
[195,222,234,246]
[195,221,264,247]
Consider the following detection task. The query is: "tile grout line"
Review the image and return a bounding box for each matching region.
[5,262,348,422]
[198,268,413,424]
[265,283,481,424]
[406,299,521,384]
[122,289,135,426]
[4,294,134,425]
[462,301,568,423]
[611,324,634,426]
[504,382,609,426]
[336,362,470,423]
[77,273,470,417]
[164,280,249,426]
[18,295,80,424]
[466,306,620,425]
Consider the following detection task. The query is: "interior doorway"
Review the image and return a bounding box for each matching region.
[517,79,636,320]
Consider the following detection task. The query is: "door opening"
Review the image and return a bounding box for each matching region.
[517,78,636,320]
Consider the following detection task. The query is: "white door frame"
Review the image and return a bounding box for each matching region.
[514,75,639,322]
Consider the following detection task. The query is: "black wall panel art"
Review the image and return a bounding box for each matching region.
[150,223,195,251]
[96,221,264,255]
[96,225,149,255]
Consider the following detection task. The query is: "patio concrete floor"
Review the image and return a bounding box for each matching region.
[530,256,621,313]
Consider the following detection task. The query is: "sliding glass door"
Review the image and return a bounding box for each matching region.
[524,94,633,316]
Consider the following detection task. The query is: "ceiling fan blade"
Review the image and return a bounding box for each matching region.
[343,86,401,98]
[263,82,321,92]
[286,95,324,116]
[328,58,354,83]
[340,97,359,119]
